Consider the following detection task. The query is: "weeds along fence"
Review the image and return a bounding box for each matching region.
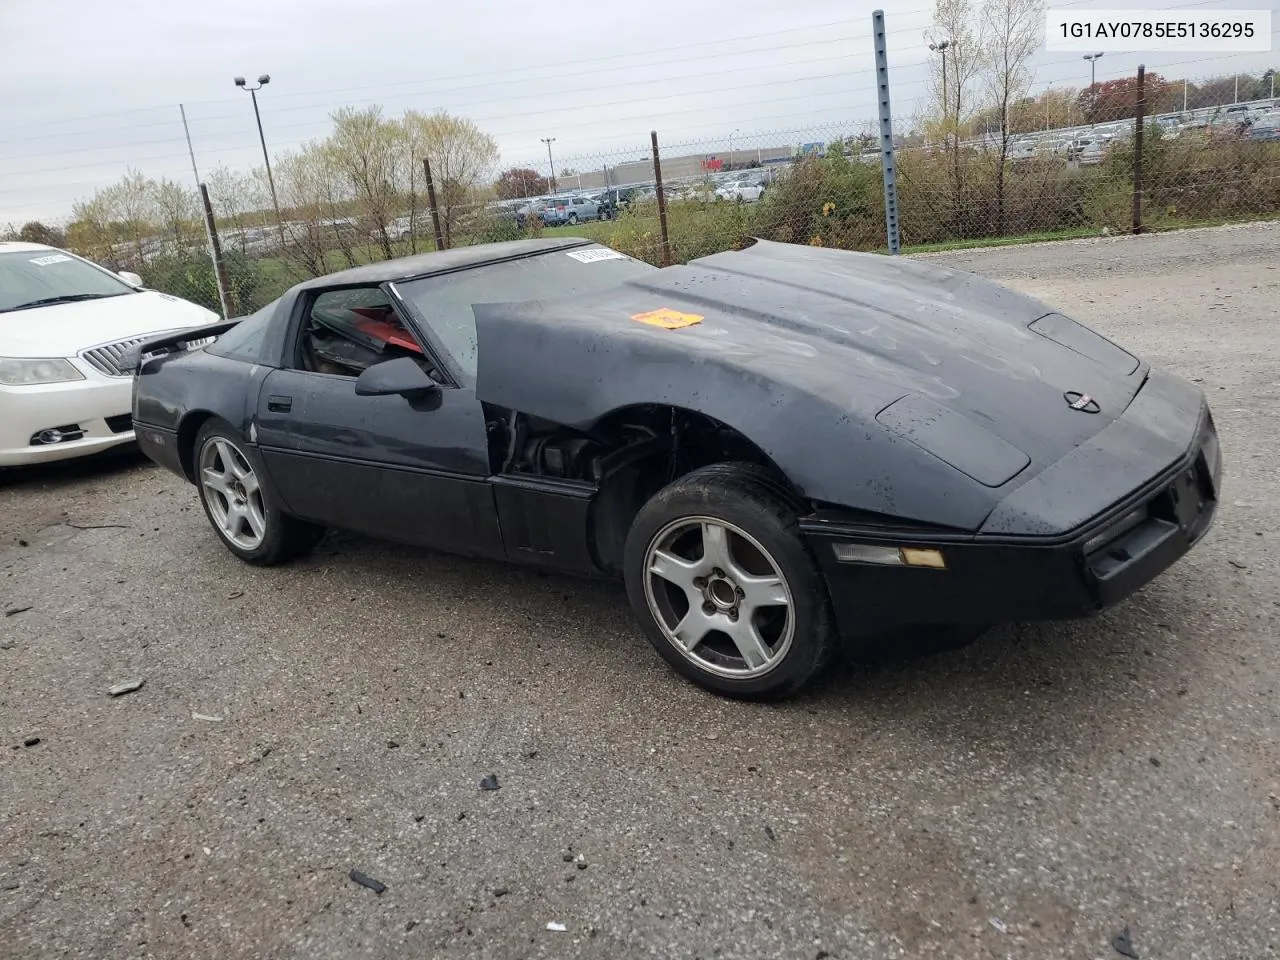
[28,62,1280,318]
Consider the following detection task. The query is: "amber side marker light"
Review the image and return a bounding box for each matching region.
[831,543,947,570]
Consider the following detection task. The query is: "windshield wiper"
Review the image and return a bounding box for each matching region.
[2,292,126,313]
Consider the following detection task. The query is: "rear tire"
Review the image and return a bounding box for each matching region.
[623,462,835,700]
[193,418,324,566]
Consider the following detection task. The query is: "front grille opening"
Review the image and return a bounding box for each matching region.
[29,423,85,446]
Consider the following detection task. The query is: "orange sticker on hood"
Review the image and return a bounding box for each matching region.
[630,307,704,329]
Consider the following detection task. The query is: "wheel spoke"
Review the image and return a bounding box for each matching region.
[738,572,789,609]
[222,502,244,537]
[202,468,231,496]
[244,500,266,539]
[671,608,715,652]
[240,471,260,496]
[701,521,732,569]
[649,548,704,594]
[725,617,773,670]
[227,450,250,480]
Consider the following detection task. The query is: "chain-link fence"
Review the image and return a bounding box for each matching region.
[6,66,1278,318]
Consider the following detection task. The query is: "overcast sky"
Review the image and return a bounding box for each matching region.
[0,0,1274,225]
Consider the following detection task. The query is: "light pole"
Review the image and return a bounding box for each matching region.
[234,74,285,245]
[541,137,557,193]
[929,40,951,140]
[1083,53,1104,126]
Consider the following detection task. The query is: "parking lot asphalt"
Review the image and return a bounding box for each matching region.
[2,222,1278,960]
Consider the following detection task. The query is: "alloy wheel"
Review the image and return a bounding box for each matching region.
[642,516,794,679]
[199,437,267,550]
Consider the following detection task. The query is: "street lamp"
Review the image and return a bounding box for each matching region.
[233,74,285,244]
[541,137,557,193]
[1082,53,1104,126]
[929,40,952,147]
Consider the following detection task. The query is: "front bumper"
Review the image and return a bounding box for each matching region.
[0,376,135,466]
[803,371,1221,639]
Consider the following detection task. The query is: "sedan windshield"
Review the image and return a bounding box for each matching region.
[394,245,655,379]
[0,250,134,314]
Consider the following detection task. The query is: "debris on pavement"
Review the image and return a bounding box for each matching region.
[22,737,40,747]
[0,640,15,650]
[479,774,500,791]
[349,869,387,894]
[1112,926,1140,958]
[191,713,223,723]
[764,825,777,841]
[108,679,144,697]
[4,605,32,617]
[546,922,567,932]
[989,917,1008,934]
[1228,560,1248,570]
[493,887,509,898]
[226,590,244,600]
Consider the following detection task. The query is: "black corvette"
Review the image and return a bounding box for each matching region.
[130,237,1221,699]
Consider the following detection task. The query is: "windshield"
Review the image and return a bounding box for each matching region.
[395,245,655,379]
[0,250,134,313]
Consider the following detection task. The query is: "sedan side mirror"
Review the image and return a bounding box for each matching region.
[118,270,143,287]
[354,356,441,398]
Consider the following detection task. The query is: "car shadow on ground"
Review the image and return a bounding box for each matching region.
[0,445,153,492]
[291,524,1205,760]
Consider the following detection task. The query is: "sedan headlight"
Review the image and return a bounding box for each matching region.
[0,357,86,386]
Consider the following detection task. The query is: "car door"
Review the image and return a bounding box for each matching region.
[252,283,505,560]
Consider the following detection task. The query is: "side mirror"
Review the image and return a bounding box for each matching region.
[118,271,143,287]
[354,356,441,398]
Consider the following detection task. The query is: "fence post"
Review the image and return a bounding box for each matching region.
[423,156,447,251]
[650,130,672,267]
[198,183,235,317]
[872,10,901,254]
[1133,64,1146,235]
[181,105,232,320]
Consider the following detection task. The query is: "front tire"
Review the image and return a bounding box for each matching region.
[194,418,323,565]
[623,463,835,700]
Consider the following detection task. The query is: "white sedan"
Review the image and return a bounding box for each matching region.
[716,180,765,203]
[1,242,219,466]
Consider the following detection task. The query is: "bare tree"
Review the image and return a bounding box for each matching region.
[927,0,982,230]
[980,0,1044,235]
[273,145,339,278]
[326,105,402,260]
[152,178,202,255]
[404,110,499,246]
[207,164,266,256]
[106,168,156,268]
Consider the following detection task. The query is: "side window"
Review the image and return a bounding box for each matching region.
[295,286,437,379]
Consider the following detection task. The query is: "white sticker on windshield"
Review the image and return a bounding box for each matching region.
[565,248,626,263]
[29,254,73,266]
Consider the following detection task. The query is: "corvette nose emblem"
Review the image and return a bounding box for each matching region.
[1064,391,1100,413]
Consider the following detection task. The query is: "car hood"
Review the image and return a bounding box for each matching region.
[473,240,1151,509]
[0,290,219,358]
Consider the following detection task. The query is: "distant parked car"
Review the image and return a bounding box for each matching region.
[0,241,219,466]
[1007,140,1037,162]
[716,180,765,203]
[1072,137,1107,166]
[540,195,600,225]
[1247,112,1280,142]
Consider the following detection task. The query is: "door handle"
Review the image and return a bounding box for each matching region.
[267,395,293,413]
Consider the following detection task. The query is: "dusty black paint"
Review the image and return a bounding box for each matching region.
[131,238,1220,643]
